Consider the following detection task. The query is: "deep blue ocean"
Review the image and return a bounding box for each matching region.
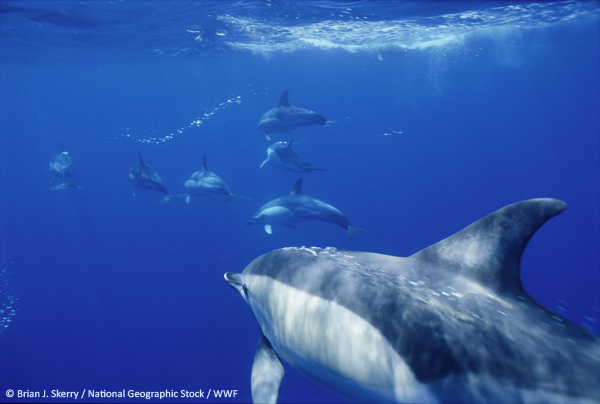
[1,1,599,403]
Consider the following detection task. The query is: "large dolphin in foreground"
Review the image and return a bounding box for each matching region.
[129,151,182,206]
[48,146,83,191]
[184,156,251,203]
[257,90,340,140]
[226,198,600,404]
[260,139,327,173]
[248,178,366,239]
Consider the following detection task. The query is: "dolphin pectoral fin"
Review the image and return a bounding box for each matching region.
[251,334,284,404]
[185,195,191,204]
[265,134,271,141]
[260,158,269,168]
[264,224,273,234]
[347,226,368,240]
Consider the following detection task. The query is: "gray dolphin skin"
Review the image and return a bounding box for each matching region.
[184,155,251,203]
[260,139,327,173]
[248,178,366,239]
[257,90,332,140]
[227,198,600,404]
[129,151,181,206]
[48,147,83,191]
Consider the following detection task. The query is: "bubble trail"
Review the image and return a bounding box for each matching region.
[0,215,18,333]
[115,95,242,145]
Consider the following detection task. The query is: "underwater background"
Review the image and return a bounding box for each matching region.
[1,1,599,403]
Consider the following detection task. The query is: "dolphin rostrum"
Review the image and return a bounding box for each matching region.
[248,178,366,239]
[48,145,83,191]
[184,155,251,203]
[260,139,327,173]
[257,90,340,140]
[227,198,600,403]
[129,151,182,206]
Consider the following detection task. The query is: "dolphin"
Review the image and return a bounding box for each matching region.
[184,155,251,203]
[226,198,600,404]
[260,139,327,173]
[248,178,366,239]
[257,90,338,140]
[48,145,83,191]
[129,151,182,206]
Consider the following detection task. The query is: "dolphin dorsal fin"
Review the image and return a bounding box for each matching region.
[278,90,290,107]
[138,151,145,166]
[290,177,303,195]
[286,138,295,149]
[410,198,567,294]
[202,155,208,171]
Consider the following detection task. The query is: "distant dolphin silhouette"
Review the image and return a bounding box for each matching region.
[260,139,327,173]
[228,198,600,404]
[248,177,366,239]
[129,151,182,206]
[184,156,251,203]
[48,144,83,191]
[257,90,343,140]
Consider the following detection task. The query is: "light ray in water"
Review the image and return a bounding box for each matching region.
[0,216,17,333]
[115,95,242,145]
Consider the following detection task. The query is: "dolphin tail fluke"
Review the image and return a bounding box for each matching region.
[251,334,284,404]
[325,117,350,127]
[156,193,186,207]
[223,193,253,202]
[347,225,368,240]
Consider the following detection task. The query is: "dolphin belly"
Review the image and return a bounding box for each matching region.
[245,273,436,403]
[254,206,302,226]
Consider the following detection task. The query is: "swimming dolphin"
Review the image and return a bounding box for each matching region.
[184,156,251,203]
[248,178,366,239]
[129,151,182,206]
[48,145,83,191]
[260,139,327,173]
[257,90,337,140]
[227,198,600,404]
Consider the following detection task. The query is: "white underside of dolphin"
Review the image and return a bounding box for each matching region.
[226,198,600,403]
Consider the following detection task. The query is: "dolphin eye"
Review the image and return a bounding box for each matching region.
[243,284,249,296]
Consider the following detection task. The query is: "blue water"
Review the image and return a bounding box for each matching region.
[1,1,599,403]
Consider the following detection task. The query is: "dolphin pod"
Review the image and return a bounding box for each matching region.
[226,198,600,404]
